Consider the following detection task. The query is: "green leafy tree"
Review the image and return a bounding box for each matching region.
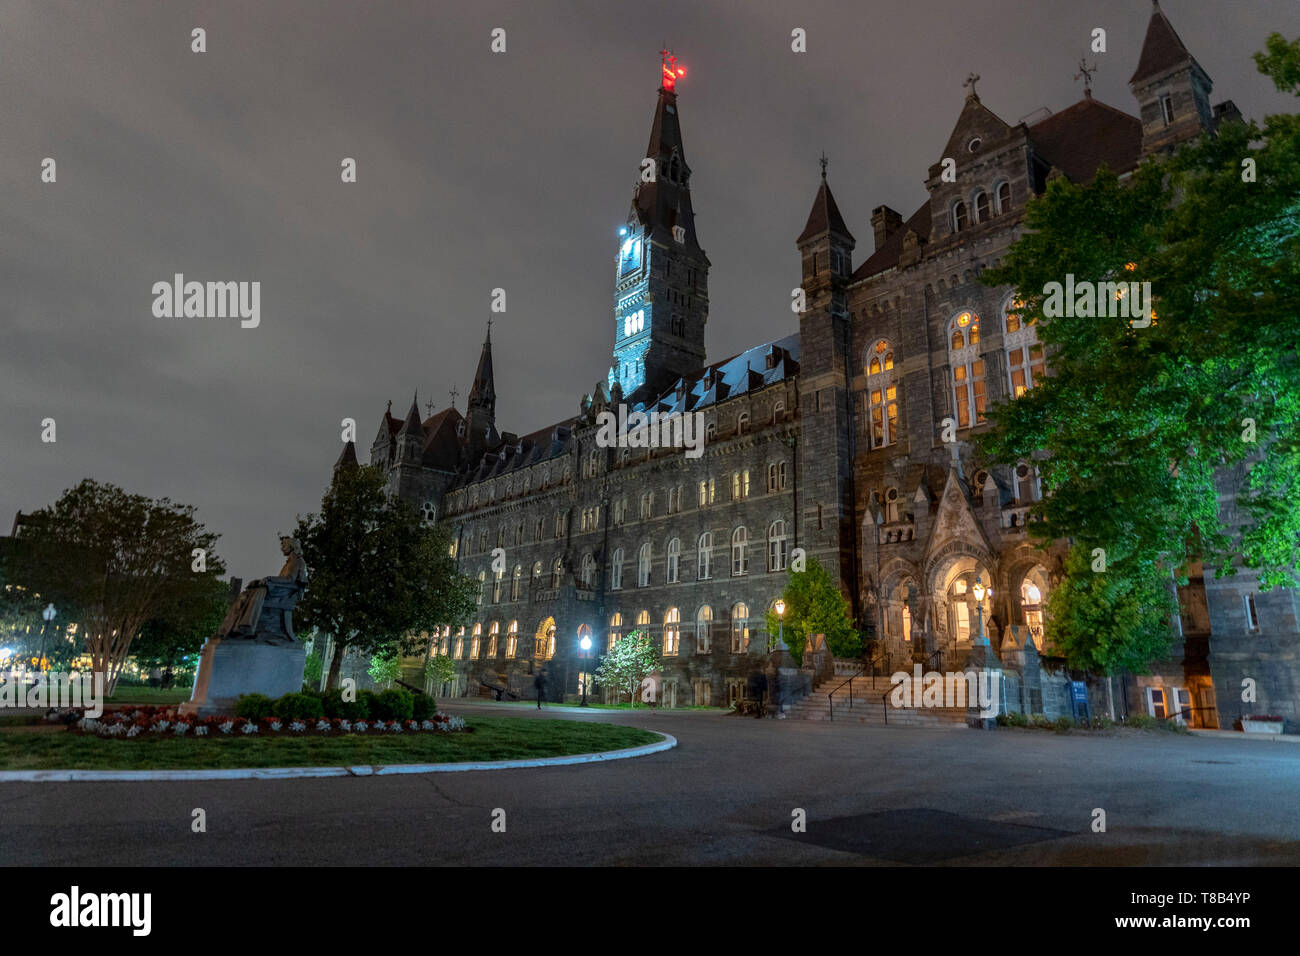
[368,649,402,688]
[131,573,231,686]
[593,628,659,706]
[766,558,861,665]
[295,463,477,689]
[2,479,225,693]
[425,654,456,699]
[977,34,1300,673]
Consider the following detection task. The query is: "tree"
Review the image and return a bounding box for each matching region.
[2,480,224,693]
[368,649,402,688]
[976,34,1300,673]
[295,463,477,689]
[425,654,456,699]
[130,573,231,686]
[765,558,861,665]
[594,628,659,706]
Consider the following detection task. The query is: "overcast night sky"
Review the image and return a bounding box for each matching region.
[2,0,1297,581]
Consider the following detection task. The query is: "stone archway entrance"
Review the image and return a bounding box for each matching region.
[926,551,996,654]
[534,616,555,664]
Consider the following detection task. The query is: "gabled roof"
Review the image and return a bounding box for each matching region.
[420,407,464,470]
[1029,96,1142,182]
[852,203,930,281]
[797,177,854,244]
[940,93,1013,162]
[1130,2,1195,84]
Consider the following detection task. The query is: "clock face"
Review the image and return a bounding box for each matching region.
[620,235,642,274]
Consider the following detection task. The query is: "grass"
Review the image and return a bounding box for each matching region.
[0,717,662,770]
[105,686,192,705]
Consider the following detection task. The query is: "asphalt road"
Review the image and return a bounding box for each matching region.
[5,701,1299,866]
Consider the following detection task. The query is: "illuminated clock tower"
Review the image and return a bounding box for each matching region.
[609,50,711,400]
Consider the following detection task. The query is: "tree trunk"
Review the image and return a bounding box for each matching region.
[326,641,343,690]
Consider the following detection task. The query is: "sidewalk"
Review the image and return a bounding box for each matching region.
[1189,728,1300,743]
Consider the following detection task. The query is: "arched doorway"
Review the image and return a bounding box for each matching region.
[533,616,555,663]
[1012,564,1050,650]
[930,553,996,650]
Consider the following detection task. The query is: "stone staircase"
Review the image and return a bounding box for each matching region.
[788,673,970,728]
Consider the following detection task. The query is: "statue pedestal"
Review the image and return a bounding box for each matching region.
[179,637,306,717]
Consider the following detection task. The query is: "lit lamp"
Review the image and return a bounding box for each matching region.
[971,577,991,646]
[774,598,787,651]
[579,634,592,707]
[40,603,56,674]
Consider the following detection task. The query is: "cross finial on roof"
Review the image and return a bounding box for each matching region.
[1074,57,1098,95]
[819,152,828,180]
[425,396,435,417]
[963,72,980,97]
[449,385,459,411]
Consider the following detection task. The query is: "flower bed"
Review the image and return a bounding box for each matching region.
[71,705,468,739]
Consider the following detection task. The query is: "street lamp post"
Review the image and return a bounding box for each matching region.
[971,577,992,646]
[774,598,787,650]
[579,634,592,707]
[40,604,57,674]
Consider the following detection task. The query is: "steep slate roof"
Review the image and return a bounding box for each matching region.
[1028,96,1143,182]
[852,203,931,281]
[635,333,800,416]
[797,178,854,244]
[1130,2,1194,83]
[420,407,464,470]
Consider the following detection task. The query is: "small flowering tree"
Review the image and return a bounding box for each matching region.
[593,628,658,707]
[425,654,456,700]
[368,649,402,688]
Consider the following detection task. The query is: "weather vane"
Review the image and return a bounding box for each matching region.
[660,48,685,91]
[448,385,459,411]
[819,152,829,180]
[963,72,980,97]
[1075,58,1098,94]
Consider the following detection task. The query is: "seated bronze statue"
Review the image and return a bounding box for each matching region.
[216,535,308,643]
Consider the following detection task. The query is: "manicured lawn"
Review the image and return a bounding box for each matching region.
[0,717,662,770]
[106,686,192,705]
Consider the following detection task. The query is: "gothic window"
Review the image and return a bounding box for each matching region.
[666,537,681,583]
[511,564,522,601]
[767,520,788,572]
[552,557,564,590]
[663,607,680,656]
[488,621,499,658]
[532,560,543,589]
[636,609,650,629]
[731,526,749,576]
[581,552,596,589]
[610,548,624,590]
[477,570,486,605]
[421,501,436,524]
[470,623,481,659]
[637,542,652,587]
[949,310,986,427]
[953,201,968,233]
[866,339,898,448]
[608,612,622,651]
[479,530,488,553]
[731,470,750,500]
[772,400,785,423]
[496,526,505,549]
[1003,296,1045,398]
[697,531,713,580]
[506,621,518,658]
[587,450,600,477]
[884,487,900,523]
[995,180,1012,214]
[698,477,715,506]
[736,411,749,435]
[515,523,524,546]
[731,603,750,652]
[493,567,504,603]
[534,517,544,542]
[973,189,991,223]
[696,606,713,654]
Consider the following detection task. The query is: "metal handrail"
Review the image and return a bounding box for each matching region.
[827,666,865,721]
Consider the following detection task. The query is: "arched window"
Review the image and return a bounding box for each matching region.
[949,310,986,427]
[995,180,1012,214]
[697,531,713,580]
[581,552,596,588]
[511,564,522,601]
[487,621,500,658]
[470,622,482,659]
[731,602,750,652]
[884,487,900,523]
[767,520,788,572]
[637,542,652,587]
[587,449,600,478]
[866,339,898,448]
[973,189,991,223]
[663,607,680,655]
[636,609,650,629]
[552,557,564,590]
[493,566,504,603]
[608,612,622,651]
[506,621,518,658]
[1004,295,1045,397]
[696,605,713,653]
[736,411,749,435]
[531,560,542,588]
[421,501,436,524]
[731,526,749,576]
[953,201,968,233]
[477,570,486,605]
[666,537,681,583]
[772,400,785,424]
[610,548,624,590]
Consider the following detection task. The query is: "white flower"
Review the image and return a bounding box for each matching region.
[270,721,282,732]
[242,723,258,734]
[421,719,437,731]
[290,720,306,732]
[175,723,190,736]
[126,725,143,738]
[79,718,100,733]
[340,720,351,732]
[219,721,234,734]
[195,725,208,736]
[154,720,171,733]
[353,721,367,732]
[316,719,330,732]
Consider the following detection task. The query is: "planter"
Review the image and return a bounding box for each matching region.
[1242,718,1284,735]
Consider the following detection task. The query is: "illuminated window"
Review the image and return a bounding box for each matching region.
[731,603,750,652]
[698,477,715,506]
[477,570,485,605]
[866,339,898,448]
[731,526,749,576]
[663,607,680,655]
[608,612,622,651]
[949,311,985,427]
[487,621,499,658]
[506,621,518,658]
[470,623,481,660]
[767,520,788,572]
[493,567,504,603]
[696,606,713,653]
[666,537,681,583]
[1004,296,1045,397]
[552,557,564,590]
[511,564,522,601]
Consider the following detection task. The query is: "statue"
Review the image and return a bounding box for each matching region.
[216,536,308,643]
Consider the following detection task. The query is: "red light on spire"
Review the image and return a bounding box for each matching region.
[660,49,684,91]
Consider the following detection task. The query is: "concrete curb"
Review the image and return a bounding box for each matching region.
[0,733,677,783]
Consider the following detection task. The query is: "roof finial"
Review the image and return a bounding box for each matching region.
[819,152,829,180]
[449,385,459,411]
[963,72,980,99]
[660,48,684,92]
[1075,57,1098,96]
[425,396,435,417]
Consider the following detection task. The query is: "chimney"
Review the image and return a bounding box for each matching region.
[871,205,904,252]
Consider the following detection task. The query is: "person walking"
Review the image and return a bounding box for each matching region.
[534,667,547,710]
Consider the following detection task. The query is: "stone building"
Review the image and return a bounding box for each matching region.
[331,4,1297,727]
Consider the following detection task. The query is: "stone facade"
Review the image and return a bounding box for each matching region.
[331,7,1297,727]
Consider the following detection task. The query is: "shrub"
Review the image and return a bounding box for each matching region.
[411,691,434,722]
[1029,713,1052,729]
[273,692,324,721]
[1054,715,1074,734]
[235,693,275,720]
[373,687,414,721]
[303,649,324,688]
[995,713,1009,727]
[1126,713,1158,731]
[359,689,379,719]
[1007,711,1029,728]
[322,688,370,720]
